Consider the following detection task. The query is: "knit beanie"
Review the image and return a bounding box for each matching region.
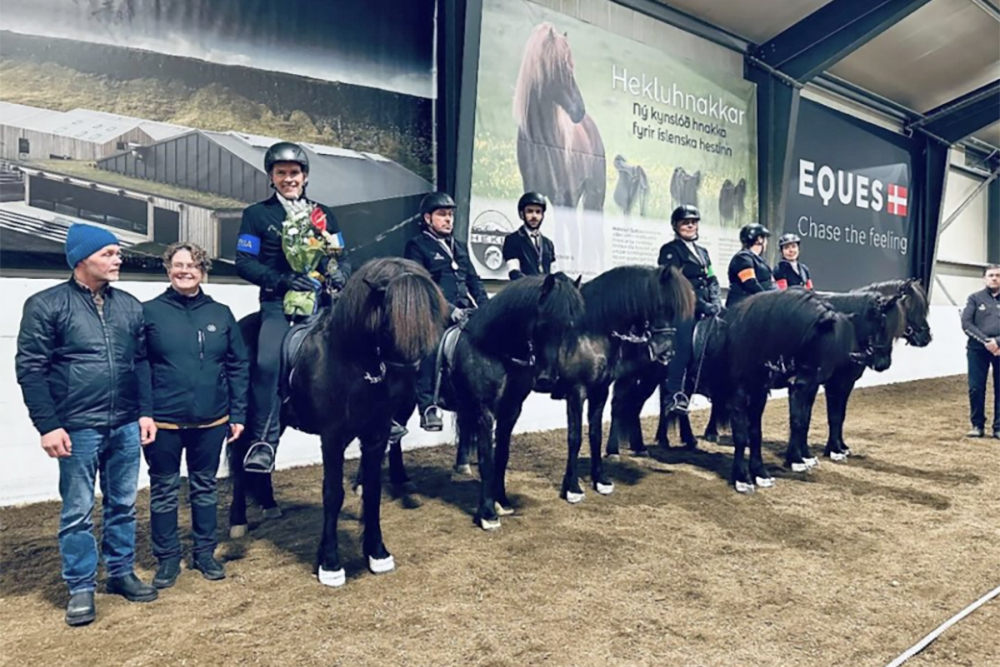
[65,224,120,269]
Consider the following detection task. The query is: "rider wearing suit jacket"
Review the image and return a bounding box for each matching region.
[405,192,489,431]
[726,223,777,309]
[773,232,814,290]
[235,142,350,474]
[657,205,723,413]
[503,191,556,280]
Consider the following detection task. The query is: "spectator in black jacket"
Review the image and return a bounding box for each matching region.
[143,242,250,587]
[961,264,1000,439]
[15,223,159,627]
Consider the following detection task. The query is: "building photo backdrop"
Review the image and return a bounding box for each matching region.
[467,0,759,282]
[0,0,436,275]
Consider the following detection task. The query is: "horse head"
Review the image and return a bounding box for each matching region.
[534,272,585,391]
[648,266,697,364]
[899,278,932,347]
[851,293,896,372]
[544,26,586,123]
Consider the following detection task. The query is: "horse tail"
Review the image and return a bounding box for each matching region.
[384,273,448,362]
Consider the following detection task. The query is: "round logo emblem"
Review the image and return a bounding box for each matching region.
[207,324,217,332]
[470,209,515,271]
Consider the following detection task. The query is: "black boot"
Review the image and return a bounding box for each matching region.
[244,442,276,473]
[65,591,96,627]
[152,558,181,589]
[420,406,443,432]
[192,552,226,581]
[106,573,158,602]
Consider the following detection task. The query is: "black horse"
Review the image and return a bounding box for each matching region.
[553,265,695,503]
[440,273,586,530]
[227,258,447,586]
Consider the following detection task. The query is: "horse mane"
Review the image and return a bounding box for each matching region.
[513,22,570,124]
[818,291,889,345]
[579,265,695,335]
[863,279,929,320]
[333,257,448,361]
[464,273,583,357]
[725,289,853,380]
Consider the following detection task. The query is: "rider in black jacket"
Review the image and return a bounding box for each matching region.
[657,205,723,413]
[726,223,777,309]
[503,191,556,280]
[236,142,350,473]
[773,232,814,290]
[404,192,489,430]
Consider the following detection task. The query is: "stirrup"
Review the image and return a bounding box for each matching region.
[668,392,690,415]
[243,442,276,474]
[421,406,444,432]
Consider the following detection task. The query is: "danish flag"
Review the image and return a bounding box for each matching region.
[887,184,908,217]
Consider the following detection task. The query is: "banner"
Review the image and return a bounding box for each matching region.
[0,0,435,276]
[468,0,758,283]
[784,99,913,292]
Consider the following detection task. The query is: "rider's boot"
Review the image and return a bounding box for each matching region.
[244,441,276,474]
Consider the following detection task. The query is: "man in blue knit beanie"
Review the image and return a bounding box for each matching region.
[15,223,160,626]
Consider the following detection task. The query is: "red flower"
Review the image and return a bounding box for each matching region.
[310,207,327,232]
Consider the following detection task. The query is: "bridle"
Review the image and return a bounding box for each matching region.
[612,320,677,364]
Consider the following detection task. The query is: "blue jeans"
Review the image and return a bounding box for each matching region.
[58,422,141,594]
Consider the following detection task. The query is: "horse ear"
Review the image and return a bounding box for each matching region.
[363,277,386,295]
[574,274,583,289]
[541,273,556,297]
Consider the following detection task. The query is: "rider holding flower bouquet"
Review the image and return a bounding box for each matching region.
[236,141,350,473]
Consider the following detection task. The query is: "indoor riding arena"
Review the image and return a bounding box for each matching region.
[1,0,998,666]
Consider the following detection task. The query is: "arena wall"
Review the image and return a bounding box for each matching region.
[0,276,971,506]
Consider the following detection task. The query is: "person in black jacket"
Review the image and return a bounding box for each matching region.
[726,223,778,309]
[657,205,723,413]
[142,242,250,587]
[961,264,1000,438]
[773,232,814,290]
[15,223,159,627]
[404,191,489,430]
[235,141,350,474]
[503,191,556,280]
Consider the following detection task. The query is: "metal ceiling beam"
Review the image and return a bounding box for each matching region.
[968,0,1000,22]
[910,80,1000,144]
[754,0,932,82]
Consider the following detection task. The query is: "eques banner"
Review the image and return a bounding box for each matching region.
[467,0,758,283]
[784,99,913,292]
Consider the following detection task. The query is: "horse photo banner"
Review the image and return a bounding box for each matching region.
[467,0,758,283]
[784,99,913,292]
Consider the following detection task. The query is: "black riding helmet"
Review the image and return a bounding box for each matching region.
[419,191,456,217]
[739,223,771,247]
[517,191,547,216]
[671,204,700,226]
[264,141,309,174]
[778,232,801,248]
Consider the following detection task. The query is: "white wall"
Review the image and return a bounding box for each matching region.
[0,275,967,506]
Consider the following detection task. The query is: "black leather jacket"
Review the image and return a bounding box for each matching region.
[16,279,151,434]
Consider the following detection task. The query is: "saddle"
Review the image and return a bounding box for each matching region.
[279,312,326,402]
[431,323,464,412]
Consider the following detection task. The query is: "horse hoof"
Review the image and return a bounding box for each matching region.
[755,476,774,489]
[494,502,515,516]
[262,507,283,520]
[317,566,346,588]
[565,490,585,504]
[454,464,473,476]
[368,554,396,575]
[790,462,809,473]
[479,516,502,531]
[842,448,852,457]
[734,481,755,494]
[682,440,699,450]
[229,524,248,539]
[401,481,418,494]
[595,481,614,495]
[703,433,718,443]
[830,452,847,462]
[629,449,650,458]
[803,457,819,469]
[353,484,363,498]
[605,454,621,462]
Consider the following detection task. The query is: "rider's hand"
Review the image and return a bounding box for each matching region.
[702,302,721,317]
[325,268,347,290]
[451,307,472,324]
[288,273,321,292]
[41,428,72,458]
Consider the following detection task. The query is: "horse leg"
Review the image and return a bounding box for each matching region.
[626,378,653,457]
[747,388,773,489]
[605,381,629,460]
[654,379,673,448]
[359,425,395,575]
[786,380,819,472]
[587,383,614,495]
[227,440,249,538]
[728,389,754,493]
[703,403,720,443]
[473,409,500,531]
[454,410,476,476]
[562,387,587,504]
[493,391,527,516]
[678,412,698,449]
[388,399,417,495]
[824,372,856,461]
[317,433,349,587]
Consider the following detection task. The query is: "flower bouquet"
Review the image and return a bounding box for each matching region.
[281,204,344,317]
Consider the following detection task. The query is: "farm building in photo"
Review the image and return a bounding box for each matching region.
[0,101,189,162]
